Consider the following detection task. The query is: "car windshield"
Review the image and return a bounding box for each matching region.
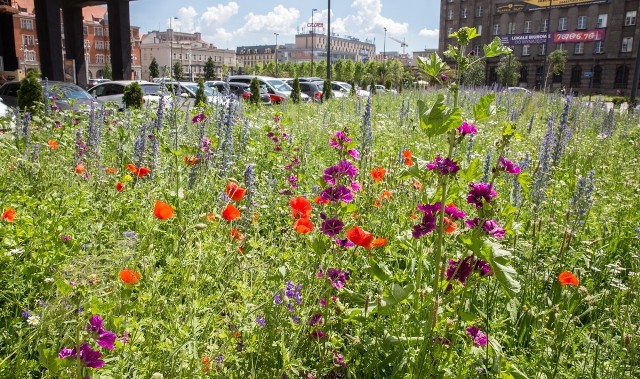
[183,84,215,96]
[339,82,352,90]
[141,84,161,95]
[50,85,93,100]
[266,79,292,91]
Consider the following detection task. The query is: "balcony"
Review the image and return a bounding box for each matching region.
[0,0,19,14]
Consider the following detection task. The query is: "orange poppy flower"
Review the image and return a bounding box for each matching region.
[373,198,382,208]
[226,182,246,202]
[558,271,579,286]
[413,180,423,191]
[105,167,118,174]
[119,269,141,284]
[293,217,314,234]
[444,217,457,234]
[222,204,241,221]
[381,190,392,200]
[371,167,386,182]
[314,195,329,204]
[127,163,150,178]
[75,163,86,173]
[116,182,124,192]
[345,225,374,249]
[403,150,414,166]
[206,213,216,222]
[372,237,387,247]
[230,228,244,241]
[290,196,312,219]
[47,139,59,149]
[201,355,211,373]
[2,207,16,222]
[153,200,175,220]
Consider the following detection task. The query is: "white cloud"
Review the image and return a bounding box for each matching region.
[201,2,240,26]
[419,28,439,38]
[237,5,300,34]
[170,6,199,33]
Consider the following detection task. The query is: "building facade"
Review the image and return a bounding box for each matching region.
[439,0,640,94]
[2,0,140,83]
[140,29,238,81]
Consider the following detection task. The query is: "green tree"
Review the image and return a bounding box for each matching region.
[290,76,301,104]
[496,54,522,87]
[149,57,159,80]
[17,70,43,112]
[334,59,345,81]
[103,62,112,79]
[322,79,333,101]
[342,59,355,83]
[545,49,568,90]
[249,77,261,105]
[123,81,143,109]
[354,61,365,87]
[173,61,184,81]
[460,55,486,86]
[194,77,207,106]
[204,57,215,80]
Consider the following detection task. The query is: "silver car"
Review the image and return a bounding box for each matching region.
[88,80,162,110]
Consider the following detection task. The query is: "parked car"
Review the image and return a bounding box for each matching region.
[88,80,162,110]
[285,79,323,102]
[505,86,532,95]
[333,81,370,98]
[159,81,231,107]
[368,84,397,95]
[206,81,271,105]
[228,75,310,103]
[0,80,95,111]
[87,78,110,87]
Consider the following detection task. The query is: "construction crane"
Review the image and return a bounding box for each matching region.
[388,36,408,55]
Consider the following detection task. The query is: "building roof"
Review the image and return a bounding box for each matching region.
[16,0,107,22]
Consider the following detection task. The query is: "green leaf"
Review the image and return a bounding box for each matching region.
[473,93,496,122]
[385,283,415,305]
[461,158,481,183]
[418,94,462,138]
[483,37,512,58]
[366,259,392,282]
[417,53,449,80]
[486,241,521,298]
[55,278,73,296]
[516,171,532,199]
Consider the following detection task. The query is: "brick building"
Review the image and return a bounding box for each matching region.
[439,0,640,94]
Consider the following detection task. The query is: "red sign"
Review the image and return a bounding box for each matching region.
[307,22,324,28]
[553,29,605,43]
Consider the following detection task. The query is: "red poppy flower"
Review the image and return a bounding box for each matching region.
[314,195,329,204]
[558,271,579,286]
[153,200,175,220]
[403,150,414,166]
[75,163,86,173]
[119,269,141,284]
[444,217,457,234]
[222,204,241,221]
[230,228,244,241]
[290,196,312,219]
[47,139,59,149]
[345,225,374,249]
[184,155,199,165]
[206,213,216,222]
[372,237,387,247]
[226,182,246,202]
[127,163,150,178]
[293,217,314,234]
[116,182,124,192]
[105,167,118,174]
[371,167,386,182]
[2,207,16,222]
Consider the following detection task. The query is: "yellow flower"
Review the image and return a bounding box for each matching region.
[122,174,133,183]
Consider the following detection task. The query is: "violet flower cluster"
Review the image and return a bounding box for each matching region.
[274,281,303,324]
[58,314,117,370]
[412,202,466,239]
[426,156,460,176]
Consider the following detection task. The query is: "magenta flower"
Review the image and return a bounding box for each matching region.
[191,112,206,123]
[467,182,497,209]
[498,156,521,174]
[444,203,466,220]
[334,238,354,248]
[320,185,353,203]
[412,213,437,239]
[320,218,344,237]
[482,219,506,239]
[457,121,477,135]
[466,326,488,347]
[58,343,105,368]
[308,313,324,326]
[475,259,493,276]
[87,315,116,350]
[426,156,460,175]
[329,131,352,149]
[326,268,350,289]
[446,256,475,285]
[347,149,360,160]
[322,160,358,185]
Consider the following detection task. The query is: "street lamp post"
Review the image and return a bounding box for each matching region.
[541,0,552,91]
[327,0,331,80]
[311,8,317,75]
[169,16,178,79]
[274,32,279,77]
[383,27,387,61]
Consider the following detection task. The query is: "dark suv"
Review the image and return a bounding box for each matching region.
[286,79,323,102]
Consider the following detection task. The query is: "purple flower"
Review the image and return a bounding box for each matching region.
[465,217,480,228]
[285,281,303,304]
[350,181,361,192]
[58,343,105,368]
[446,256,475,285]
[256,316,266,327]
[444,203,466,220]
[417,202,441,214]
[457,121,478,135]
[21,309,30,318]
[334,351,346,367]
[326,268,350,289]
[440,73,448,82]
[482,219,505,239]
[426,156,460,175]
[87,315,103,333]
[475,259,493,276]
[191,112,206,123]
[322,160,358,184]
[329,131,351,149]
[60,234,72,242]
[320,218,344,237]
[58,347,75,359]
[335,238,355,248]
[347,149,360,160]
[467,183,497,209]
[308,313,324,326]
[97,329,117,350]
[291,314,300,324]
[274,293,283,304]
[412,213,437,239]
[498,156,521,174]
[320,185,353,203]
[310,329,326,340]
[466,326,488,347]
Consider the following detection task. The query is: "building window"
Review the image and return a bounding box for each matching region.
[447,9,453,20]
[95,41,104,50]
[622,37,633,52]
[597,14,607,28]
[558,17,568,31]
[593,65,602,84]
[577,16,587,30]
[83,26,88,36]
[493,23,500,36]
[570,65,582,86]
[447,27,454,36]
[462,8,468,19]
[96,54,105,64]
[615,65,629,88]
[625,11,636,26]
[557,43,565,51]
[522,45,531,56]
[84,40,90,49]
[95,27,103,36]
[476,25,482,36]
[106,42,110,50]
[595,40,604,54]
[24,50,36,61]
[574,42,584,54]
[85,53,91,64]
[476,5,483,17]
[508,22,516,35]
[21,34,35,46]
[539,44,546,55]
[524,21,532,33]
[20,18,33,30]
[541,19,549,32]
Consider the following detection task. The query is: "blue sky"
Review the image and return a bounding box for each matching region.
[129,0,440,54]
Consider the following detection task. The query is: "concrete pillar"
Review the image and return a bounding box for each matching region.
[107,0,131,80]
[62,5,87,87]
[34,0,64,81]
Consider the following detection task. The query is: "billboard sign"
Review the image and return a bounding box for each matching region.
[497,0,606,13]
[553,29,605,43]
[499,33,550,45]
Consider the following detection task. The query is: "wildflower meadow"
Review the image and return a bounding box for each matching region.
[1,28,639,378]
